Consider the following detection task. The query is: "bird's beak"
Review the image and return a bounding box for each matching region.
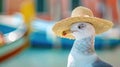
[0,34,5,46]
[62,30,71,36]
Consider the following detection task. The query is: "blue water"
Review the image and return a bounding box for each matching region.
[0,24,16,34]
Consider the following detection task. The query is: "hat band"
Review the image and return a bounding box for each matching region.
[83,15,90,17]
[72,15,90,17]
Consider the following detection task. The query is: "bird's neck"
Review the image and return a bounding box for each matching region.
[67,36,97,67]
[71,36,95,55]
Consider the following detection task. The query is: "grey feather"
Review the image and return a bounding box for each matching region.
[92,58,113,67]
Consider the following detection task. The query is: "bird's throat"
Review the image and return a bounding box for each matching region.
[67,36,97,67]
[71,36,95,55]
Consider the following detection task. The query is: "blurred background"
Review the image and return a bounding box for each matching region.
[0,0,120,67]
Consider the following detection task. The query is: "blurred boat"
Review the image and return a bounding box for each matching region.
[0,13,27,45]
[0,13,28,62]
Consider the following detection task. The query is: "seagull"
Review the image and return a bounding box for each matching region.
[52,6,113,67]
[67,22,112,67]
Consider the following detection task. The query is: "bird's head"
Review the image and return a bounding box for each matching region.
[70,22,95,40]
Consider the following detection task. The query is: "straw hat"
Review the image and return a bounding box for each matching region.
[52,6,113,39]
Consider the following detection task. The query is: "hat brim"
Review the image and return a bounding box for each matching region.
[52,17,113,39]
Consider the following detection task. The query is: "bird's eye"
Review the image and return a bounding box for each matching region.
[78,25,82,29]
[78,24,85,29]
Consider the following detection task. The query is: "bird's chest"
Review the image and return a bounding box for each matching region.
[67,53,97,67]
